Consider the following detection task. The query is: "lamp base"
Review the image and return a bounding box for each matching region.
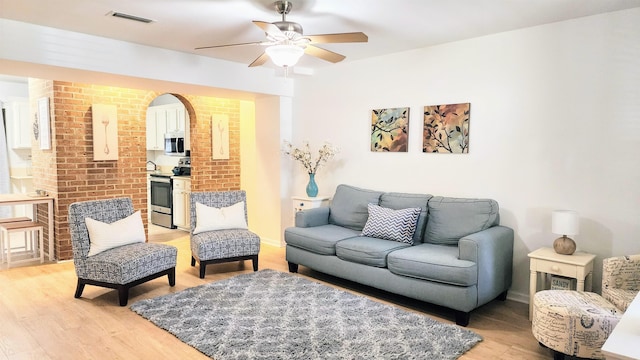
[553,236,576,255]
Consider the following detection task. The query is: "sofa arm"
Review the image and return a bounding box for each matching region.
[459,226,514,304]
[295,207,330,228]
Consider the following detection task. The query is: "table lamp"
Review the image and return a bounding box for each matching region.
[552,210,579,255]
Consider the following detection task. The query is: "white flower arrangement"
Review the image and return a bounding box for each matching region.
[282,140,339,174]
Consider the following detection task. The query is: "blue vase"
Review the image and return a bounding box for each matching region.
[306,173,319,197]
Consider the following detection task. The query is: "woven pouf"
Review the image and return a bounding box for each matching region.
[532,290,622,360]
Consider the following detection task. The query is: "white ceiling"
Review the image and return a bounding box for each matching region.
[1,0,640,70]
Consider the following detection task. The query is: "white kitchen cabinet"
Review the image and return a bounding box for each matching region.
[165,106,185,133]
[146,103,186,151]
[146,107,167,150]
[172,178,191,231]
[6,98,31,149]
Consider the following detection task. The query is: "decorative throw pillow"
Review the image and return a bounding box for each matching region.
[361,204,421,244]
[193,201,248,235]
[85,210,146,257]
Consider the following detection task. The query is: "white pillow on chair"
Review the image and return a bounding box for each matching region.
[193,201,248,235]
[85,211,146,256]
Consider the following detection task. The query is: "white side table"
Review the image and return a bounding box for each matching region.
[292,195,331,213]
[528,247,596,320]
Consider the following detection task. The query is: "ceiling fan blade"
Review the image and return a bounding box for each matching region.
[253,20,285,39]
[306,32,368,44]
[195,41,263,50]
[248,52,270,67]
[304,45,346,63]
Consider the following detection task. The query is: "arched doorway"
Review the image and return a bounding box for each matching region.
[146,93,192,235]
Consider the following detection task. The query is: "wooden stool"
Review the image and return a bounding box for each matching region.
[0,221,44,267]
[0,217,32,264]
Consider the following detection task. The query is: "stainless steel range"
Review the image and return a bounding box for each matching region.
[150,173,175,229]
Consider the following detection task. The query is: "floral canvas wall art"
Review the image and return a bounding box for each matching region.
[371,107,409,152]
[423,103,470,153]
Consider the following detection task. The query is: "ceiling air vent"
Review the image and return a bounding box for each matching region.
[108,11,154,24]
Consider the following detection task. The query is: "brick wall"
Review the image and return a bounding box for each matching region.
[29,80,242,261]
[182,95,241,192]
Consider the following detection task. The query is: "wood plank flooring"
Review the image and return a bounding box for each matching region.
[0,231,553,360]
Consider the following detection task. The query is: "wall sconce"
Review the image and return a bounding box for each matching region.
[551,210,579,255]
[265,44,304,67]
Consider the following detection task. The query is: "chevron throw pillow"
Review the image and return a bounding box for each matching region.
[361,204,421,244]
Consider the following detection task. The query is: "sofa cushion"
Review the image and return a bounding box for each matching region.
[285,225,360,255]
[379,192,432,244]
[388,243,478,286]
[329,184,383,231]
[424,196,499,245]
[336,236,411,267]
[361,204,421,244]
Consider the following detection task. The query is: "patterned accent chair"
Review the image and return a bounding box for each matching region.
[190,191,260,278]
[602,254,640,312]
[68,198,177,306]
[532,254,640,360]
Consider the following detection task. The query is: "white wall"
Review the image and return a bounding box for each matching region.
[292,8,640,302]
[243,95,293,247]
[0,80,32,171]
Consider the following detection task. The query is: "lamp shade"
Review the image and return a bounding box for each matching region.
[265,44,304,67]
[551,210,579,236]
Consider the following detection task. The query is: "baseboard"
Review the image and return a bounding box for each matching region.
[507,290,529,304]
[260,237,283,248]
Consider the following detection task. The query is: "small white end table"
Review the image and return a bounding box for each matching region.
[528,247,596,320]
[292,195,331,213]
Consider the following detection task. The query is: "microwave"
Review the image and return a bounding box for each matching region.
[165,131,185,155]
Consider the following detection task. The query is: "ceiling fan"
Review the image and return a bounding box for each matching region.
[195,0,368,68]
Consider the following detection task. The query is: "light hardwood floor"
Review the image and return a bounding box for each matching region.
[0,231,553,360]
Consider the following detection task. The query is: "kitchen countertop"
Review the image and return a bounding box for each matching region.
[147,171,191,179]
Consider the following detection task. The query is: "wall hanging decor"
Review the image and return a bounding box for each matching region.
[92,104,119,160]
[37,97,51,150]
[212,114,229,160]
[423,103,470,153]
[371,107,409,152]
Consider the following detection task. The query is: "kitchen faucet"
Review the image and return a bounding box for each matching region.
[146,160,157,171]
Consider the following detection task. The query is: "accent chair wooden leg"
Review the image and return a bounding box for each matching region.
[199,263,206,279]
[118,285,129,306]
[191,256,196,266]
[455,311,470,327]
[553,350,565,360]
[288,262,299,273]
[252,255,258,271]
[497,290,508,301]
[168,267,176,286]
[74,279,86,299]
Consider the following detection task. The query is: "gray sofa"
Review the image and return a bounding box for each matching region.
[284,184,514,326]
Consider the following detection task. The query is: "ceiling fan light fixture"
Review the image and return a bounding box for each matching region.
[265,44,304,67]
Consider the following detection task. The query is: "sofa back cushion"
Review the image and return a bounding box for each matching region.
[379,192,432,244]
[424,196,499,245]
[329,184,383,231]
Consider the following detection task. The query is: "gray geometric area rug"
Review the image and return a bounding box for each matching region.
[130,269,482,360]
